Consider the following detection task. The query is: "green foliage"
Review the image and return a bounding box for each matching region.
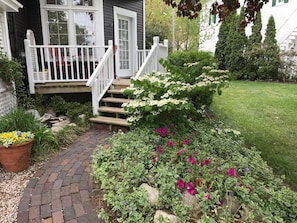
[123,64,229,127]
[215,12,237,70]
[248,12,262,46]
[0,53,23,94]
[0,108,39,132]
[92,121,297,222]
[259,16,281,80]
[225,8,247,79]
[49,96,92,125]
[0,53,34,109]
[31,124,58,159]
[165,50,216,83]
[54,125,84,146]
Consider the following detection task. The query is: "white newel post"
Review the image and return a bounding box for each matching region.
[24,39,35,94]
[153,36,160,71]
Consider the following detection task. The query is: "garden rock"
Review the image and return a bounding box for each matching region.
[27,109,40,119]
[140,183,159,206]
[51,117,71,132]
[182,191,201,211]
[154,210,181,223]
[40,113,54,123]
[223,195,241,214]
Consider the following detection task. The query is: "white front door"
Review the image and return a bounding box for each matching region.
[114,7,137,78]
[118,16,132,77]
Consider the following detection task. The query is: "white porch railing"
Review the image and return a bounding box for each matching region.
[24,30,168,116]
[86,40,114,116]
[135,36,169,78]
[24,29,107,94]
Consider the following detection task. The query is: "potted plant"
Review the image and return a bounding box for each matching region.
[0,131,34,172]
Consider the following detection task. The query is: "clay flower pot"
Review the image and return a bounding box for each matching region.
[0,131,34,172]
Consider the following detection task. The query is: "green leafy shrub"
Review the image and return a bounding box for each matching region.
[92,121,297,222]
[50,96,92,125]
[123,67,228,127]
[164,50,216,84]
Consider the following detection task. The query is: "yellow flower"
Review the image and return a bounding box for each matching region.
[0,131,34,148]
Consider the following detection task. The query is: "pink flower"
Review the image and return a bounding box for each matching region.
[153,155,157,164]
[204,194,211,200]
[187,182,196,195]
[188,156,197,165]
[177,179,185,189]
[183,139,189,145]
[201,158,210,166]
[156,128,167,137]
[228,168,236,177]
[246,186,252,192]
[177,152,181,157]
[157,146,162,154]
[216,167,221,172]
[168,141,173,147]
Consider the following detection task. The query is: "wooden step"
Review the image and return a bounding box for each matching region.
[90,116,129,127]
[107,89,125,95]
[102,97,131,104]
[112,79,131,89]
[98,106,126,114]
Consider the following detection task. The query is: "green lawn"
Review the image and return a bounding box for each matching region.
[211,81,297,189]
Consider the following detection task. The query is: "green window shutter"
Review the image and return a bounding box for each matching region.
[213,14,216,24]
[272,0,276,6]
[284,0,289,3]
[208,9,211,25]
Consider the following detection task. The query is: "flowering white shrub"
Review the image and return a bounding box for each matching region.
[123,67,229,127]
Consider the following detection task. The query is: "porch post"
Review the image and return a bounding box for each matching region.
[153,36,159,72]
[24,39,35,94]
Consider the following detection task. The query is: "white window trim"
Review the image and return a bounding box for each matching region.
[39,0,104,46]
[113,6,137,77]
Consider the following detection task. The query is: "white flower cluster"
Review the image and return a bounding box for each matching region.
[210,128,241,136]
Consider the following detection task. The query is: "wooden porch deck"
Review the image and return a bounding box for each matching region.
[34,81,90,94]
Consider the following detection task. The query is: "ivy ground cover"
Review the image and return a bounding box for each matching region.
[92,121,297,222]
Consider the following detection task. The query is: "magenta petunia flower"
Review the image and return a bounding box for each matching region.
[188,156,197,165]
[157,146,162,154]
[177,179,185,189]
[187,182,196,195]
[156,128,162,133]
[204,194,211,200]
[201,158,210,166]
[168,141,173,147]
[183,139,189,145]
[228,168,236,177]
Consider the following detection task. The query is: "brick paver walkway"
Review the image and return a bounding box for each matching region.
[17,128,112,223]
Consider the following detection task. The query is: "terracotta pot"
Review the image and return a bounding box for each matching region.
[0,138,33,172]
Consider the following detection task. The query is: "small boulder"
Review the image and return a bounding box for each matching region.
[139,183,159,206]
[154,210,181,223]
[181,191,201,211]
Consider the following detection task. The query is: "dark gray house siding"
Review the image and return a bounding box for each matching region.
[7,0,42,61]
[7,0,144,60]
[103,0,144,49]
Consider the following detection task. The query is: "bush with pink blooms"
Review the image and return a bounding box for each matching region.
[92,121,297,222]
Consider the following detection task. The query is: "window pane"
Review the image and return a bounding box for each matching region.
[73,0,93,6]
[119,19,129,69]
[48,11,69,45]
[74,12,95,45]
[47,0,67,5]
